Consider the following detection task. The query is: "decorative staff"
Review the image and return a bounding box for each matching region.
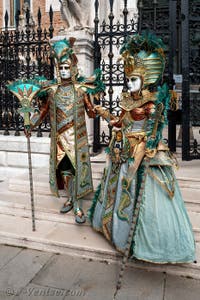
[7,79,42,231]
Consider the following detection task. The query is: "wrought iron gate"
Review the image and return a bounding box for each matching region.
[93,0,173,152]
[181,0,200,160]
[0,7,54,136]
[0,1,199,160]
[93,0,138,152]
[93,0,200,160]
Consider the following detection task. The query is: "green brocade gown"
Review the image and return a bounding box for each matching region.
[90,147,195,264]
[89,92,195,264]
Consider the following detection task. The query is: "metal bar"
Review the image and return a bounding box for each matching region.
[153,0,158,31]
[138,0,143,34]
[3,11,10,136]
[49,5,54,39]
[108,1,114,139]
[93,0,101,153]
[168,0,177,152]
[181,0,191,160]
[122,0,128,91]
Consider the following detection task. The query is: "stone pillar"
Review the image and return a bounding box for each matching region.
[51,30,95,145]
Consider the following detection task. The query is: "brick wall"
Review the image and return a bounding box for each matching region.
[0,0,3,15]
[32,1,63,36]
[0,1,3,28]
[0,1,63,35]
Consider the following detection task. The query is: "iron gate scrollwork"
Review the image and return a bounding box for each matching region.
[134,0,200,160]
[93,0,200,160]
[93,0,178,152]
[0,7,54,136]
[93,0,138,152]
[138,0,182,153]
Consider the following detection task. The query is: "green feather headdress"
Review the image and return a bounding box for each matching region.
[50,38,77,65]
[120,31,166,58]
[119,31,166,86]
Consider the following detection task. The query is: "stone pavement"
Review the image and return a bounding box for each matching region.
[0,244,200,300]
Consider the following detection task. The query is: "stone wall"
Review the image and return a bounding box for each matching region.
[0,135,50,181]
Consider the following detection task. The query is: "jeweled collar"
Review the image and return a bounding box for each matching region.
[119,89,158,111]
[60,79,73,86]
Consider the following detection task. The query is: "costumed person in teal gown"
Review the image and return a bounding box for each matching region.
[88,32,195,263]
[26,38,104,224]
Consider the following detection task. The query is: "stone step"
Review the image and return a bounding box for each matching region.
[7,182,200,218]
[8,163,200,188]
[0,186,200,244]
[181,188,200,213]
[188,211,200,242]
[7,165,200,211]
[0,188,92,226]
[0,212,199,280]
[178,179,200,190]
[1,176,200,280]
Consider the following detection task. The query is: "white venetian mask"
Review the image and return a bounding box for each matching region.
[59,63,71,79]
[126,76,142,93]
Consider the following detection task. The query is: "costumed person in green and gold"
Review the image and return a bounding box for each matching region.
[89,32,195,263]
[25,38,104,224]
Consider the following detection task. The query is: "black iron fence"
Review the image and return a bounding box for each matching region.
[93,0,138,152]
[0,1,199,160]
[0,7,54,136]
[181,0,200,160]
[93,0,200,160]
[93,0,173,152]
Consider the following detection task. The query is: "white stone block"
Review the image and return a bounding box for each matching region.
[7,152,49,168]
[0,152,7,166]
[28,137,50,154]
[31,153,49,168]
[1,167,28,179]
[0,136,50,154]
[0,136,26,152]
[7,152,28,168]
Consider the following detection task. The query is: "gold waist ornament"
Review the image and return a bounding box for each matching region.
[124,131,147,158]
[125,131,147,146]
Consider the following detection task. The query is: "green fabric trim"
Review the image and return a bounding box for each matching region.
[130,163,145,255]
[146,83,170,150]
[104,147,110,154]
[128,157,135,164]
[87,183,101,223]
[135,164,145,203]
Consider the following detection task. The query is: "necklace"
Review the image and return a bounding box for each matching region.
[120,89,157,111]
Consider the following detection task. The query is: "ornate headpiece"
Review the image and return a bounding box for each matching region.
[50,38,77,64]
[119,31,166,87]
[50,37,78,82]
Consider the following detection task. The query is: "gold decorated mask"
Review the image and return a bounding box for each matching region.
[120,32,166,89]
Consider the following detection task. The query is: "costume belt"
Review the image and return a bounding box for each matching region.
[125,131,147,147]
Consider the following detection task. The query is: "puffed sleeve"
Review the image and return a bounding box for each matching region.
[30,96,50,129]
[83,93,97,118]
